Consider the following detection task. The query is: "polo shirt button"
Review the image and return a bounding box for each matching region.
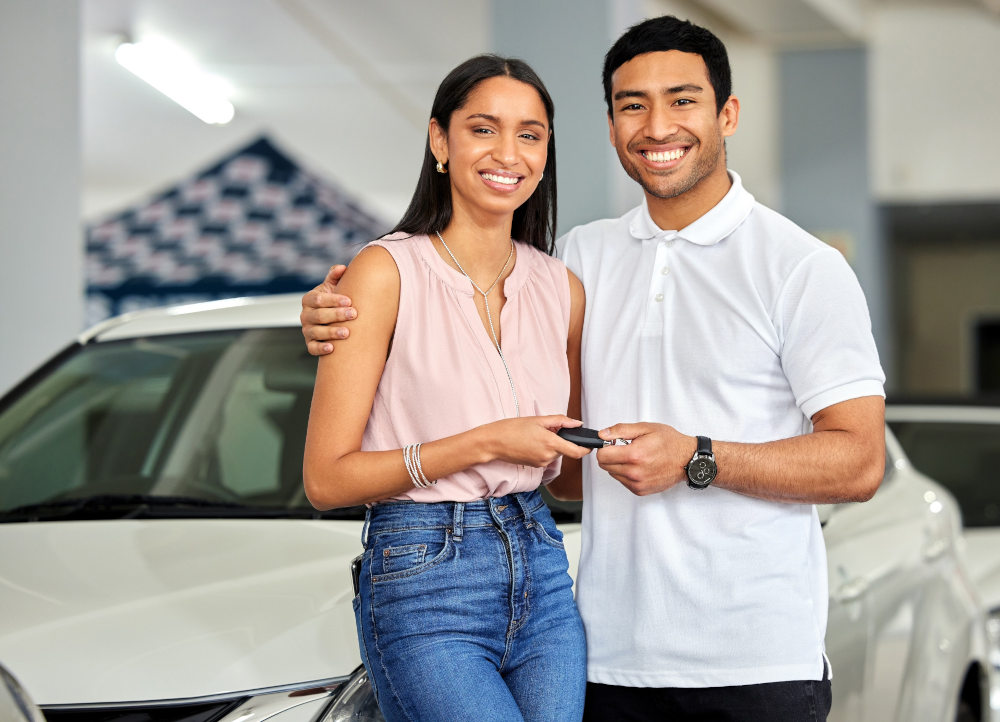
[661,266,670,275]
[654,293,664,302]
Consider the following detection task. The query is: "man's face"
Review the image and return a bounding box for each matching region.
[607,50,737,202]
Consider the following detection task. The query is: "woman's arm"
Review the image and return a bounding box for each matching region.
[302,247,588,510]
[546,270,587,501]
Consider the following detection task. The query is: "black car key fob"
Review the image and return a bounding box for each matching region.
[557,427,607,449]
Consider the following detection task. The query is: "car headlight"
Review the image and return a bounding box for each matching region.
[318,666,384,722]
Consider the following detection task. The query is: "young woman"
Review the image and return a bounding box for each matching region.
[303,55,588,721]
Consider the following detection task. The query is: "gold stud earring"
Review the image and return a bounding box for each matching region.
[436,161,448,174]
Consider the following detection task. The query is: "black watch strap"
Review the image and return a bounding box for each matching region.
[686,435,718,489]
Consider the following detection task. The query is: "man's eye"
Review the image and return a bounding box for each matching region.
[621,103,644,111]
[674,99,694,106]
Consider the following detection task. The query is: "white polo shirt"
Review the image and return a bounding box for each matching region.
[559,171,885,688]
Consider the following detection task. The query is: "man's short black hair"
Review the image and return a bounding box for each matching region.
[603,15,732,116]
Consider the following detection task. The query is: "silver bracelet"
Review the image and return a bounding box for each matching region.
[403,443,435,488]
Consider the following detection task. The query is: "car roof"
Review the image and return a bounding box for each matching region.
[81,294,303,343]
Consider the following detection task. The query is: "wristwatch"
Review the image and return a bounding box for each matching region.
[686,436,718,489]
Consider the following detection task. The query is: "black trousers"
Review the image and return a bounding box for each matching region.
[582,669,832,722]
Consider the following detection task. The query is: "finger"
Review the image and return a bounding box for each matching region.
[304,325,349,344]
[301,307,357,327]
[598,422,643,440]
[306,340,334,357]
[595,444,632,464]
[325,264,348,285]
[314,292,354,309]
[552,436,589,458]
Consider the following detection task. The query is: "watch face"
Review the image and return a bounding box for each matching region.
[687,457,717,487]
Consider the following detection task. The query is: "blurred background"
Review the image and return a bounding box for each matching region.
[1,0,999,399]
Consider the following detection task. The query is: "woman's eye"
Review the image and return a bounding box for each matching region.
[520,133,540,141]
[473,127,495,135]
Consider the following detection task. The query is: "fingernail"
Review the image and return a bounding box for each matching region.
[323,344,333,352]
[346,309,357,319]
[337,329,348,338]
[339,297,352,306]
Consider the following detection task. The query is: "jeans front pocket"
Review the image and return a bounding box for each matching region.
[532,506,566,550]
[370,527,451,583]
[381,543,427,574]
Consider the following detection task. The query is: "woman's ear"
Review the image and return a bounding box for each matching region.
[429,118,448,167]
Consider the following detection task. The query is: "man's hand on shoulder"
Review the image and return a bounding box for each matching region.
[301,264,358,356]
[595,422,695,496]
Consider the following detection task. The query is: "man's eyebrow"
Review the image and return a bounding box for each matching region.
[613,89,649,102]
[613,84,705,102]
[465,112,547,129]
[666,84,705,94]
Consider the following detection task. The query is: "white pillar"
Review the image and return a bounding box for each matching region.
[0,1,82,394]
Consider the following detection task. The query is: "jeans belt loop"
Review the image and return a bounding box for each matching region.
[452,502,465,542]
[512,491,535,528]
[361,506,372,546]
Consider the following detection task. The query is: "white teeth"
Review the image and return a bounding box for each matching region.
[482,173,519,185]
[644,148,686,162]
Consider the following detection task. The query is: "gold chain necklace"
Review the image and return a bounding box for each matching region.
[436,230,519,417]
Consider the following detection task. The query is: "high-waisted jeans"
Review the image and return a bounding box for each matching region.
[353,489,587,722]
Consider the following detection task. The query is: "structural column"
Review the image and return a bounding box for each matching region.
[779,47,893,386]
[0,1,82,393]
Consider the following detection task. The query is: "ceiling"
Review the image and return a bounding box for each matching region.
[82,0,489,223]
[81,0,995,224]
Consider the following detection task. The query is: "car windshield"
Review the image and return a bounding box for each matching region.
[0,327,366,522]
[888,419,1000,527]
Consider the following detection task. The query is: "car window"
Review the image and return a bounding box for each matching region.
[887,420,1000,527]
[0,328,363,520]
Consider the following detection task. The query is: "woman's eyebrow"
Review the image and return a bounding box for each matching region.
[465,112,547,129]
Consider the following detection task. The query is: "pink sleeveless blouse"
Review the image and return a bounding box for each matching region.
[361,233,572,502]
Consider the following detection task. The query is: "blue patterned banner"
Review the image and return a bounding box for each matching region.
[85,136,387,324]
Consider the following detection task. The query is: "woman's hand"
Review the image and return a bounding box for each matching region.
[479,415,591,468]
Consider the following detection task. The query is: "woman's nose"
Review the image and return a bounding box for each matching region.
[492,132,518,165]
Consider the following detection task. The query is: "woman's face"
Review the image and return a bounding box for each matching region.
[430,75,549,226]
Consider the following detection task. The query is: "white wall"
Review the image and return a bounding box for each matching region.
[0,2,82,395]
[871,5,1000,202]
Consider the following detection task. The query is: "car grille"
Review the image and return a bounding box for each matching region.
[41,698,244,722]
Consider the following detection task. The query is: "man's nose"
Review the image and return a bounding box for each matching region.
[645,105,678,140]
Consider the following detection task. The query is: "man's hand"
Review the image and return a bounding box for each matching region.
[595,422,695,496]
[301,265,358,356]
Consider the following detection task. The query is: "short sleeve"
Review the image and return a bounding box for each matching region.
[774,248,885,419]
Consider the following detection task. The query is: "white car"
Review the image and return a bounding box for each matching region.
[0,295,992,721]
[887,403,1000,711]
[0,662,45,722]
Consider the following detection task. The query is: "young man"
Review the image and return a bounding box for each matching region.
[301,16,885,721]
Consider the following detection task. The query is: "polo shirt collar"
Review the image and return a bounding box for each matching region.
[628,170,756,246]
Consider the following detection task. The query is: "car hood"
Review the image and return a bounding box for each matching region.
[962,528,1000,610]
[0,519,365,705]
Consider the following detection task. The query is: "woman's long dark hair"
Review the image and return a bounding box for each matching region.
[389,54,557,255]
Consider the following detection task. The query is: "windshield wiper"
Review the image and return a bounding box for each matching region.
[1,494,368,522]
[1,493,248,522]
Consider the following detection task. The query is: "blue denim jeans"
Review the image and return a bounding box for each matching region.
[353,490,587,722]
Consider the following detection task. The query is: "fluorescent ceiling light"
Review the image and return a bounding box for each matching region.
[115,38,235,125]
